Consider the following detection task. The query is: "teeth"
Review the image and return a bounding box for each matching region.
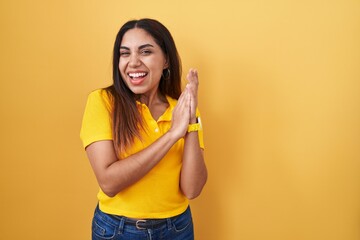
[129,72,146,78]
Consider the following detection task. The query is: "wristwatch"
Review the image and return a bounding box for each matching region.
[187,123,201,132]
[187,117,202,132]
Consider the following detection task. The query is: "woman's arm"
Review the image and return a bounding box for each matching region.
[86,90,191,197]
[180,132,207,199]
[180,69,208,199]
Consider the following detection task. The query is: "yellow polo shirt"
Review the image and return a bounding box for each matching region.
[80,89,204,218]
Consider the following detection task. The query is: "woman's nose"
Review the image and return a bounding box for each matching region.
[129,53,141,67]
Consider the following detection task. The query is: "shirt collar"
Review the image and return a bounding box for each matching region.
[136,95,177,122]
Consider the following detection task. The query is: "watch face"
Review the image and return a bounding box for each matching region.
[197,117,202,128]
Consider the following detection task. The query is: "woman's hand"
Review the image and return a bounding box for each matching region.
[186,69,199,123]
[169,90,191,139]
[169,68,199,139]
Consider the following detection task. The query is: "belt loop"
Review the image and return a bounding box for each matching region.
[167,218,172,230]
[118,217,125,234]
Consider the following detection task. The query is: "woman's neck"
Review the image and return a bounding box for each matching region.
[137,90,167,108]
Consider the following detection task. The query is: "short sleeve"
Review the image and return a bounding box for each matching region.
[80,89,113,149]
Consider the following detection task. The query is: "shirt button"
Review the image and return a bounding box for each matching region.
[154,128,159,133]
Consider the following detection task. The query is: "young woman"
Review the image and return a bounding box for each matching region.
[80,18,207,240]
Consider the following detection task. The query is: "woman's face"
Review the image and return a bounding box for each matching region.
[119,28,168,96]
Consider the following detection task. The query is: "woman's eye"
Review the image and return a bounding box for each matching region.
[120,52,130,56]
[141,50,152,55]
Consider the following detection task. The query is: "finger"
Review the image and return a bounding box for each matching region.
[185,89,191,107]
[175,89,189,111]
[186,84,196,100]
[181,90,190,105]
[177,89,187,104]
[187,69,199,86]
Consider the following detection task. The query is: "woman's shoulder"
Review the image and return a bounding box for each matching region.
[88,88,110,98]
[87,88,113,109]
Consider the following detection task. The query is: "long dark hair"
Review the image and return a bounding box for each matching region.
[105,18,182,156]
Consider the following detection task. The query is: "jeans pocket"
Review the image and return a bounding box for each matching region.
[172,213,193,233]
[92,213,117,240]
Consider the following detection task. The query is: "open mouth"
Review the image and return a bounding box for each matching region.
[127,72,148,85]
[128,72,148,79]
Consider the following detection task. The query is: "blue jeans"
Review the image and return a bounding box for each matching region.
[92,205,194,240]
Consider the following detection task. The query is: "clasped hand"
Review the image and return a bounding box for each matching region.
[170,69,199,139]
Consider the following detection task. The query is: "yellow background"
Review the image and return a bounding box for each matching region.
[1,0,359,239]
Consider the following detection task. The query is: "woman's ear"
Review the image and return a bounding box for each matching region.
[163,56,169,69]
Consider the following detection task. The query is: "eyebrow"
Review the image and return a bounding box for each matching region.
[120,44,155,50]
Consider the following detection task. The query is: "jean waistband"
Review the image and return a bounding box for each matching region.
[95,205,190,230]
